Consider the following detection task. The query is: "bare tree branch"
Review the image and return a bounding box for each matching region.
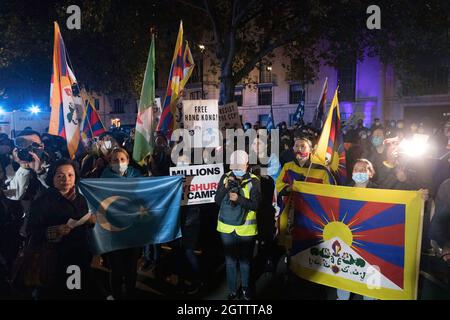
[175,0,208,14]
[203,0,224,58]
[233,22,309,84]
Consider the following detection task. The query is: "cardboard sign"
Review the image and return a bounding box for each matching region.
[183,99,220,148]
[219,102,242,130]
[170,164,224,206]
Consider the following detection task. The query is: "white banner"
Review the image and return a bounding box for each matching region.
[183,99,220,148]
[170,164,224,206]
[219,102,242,130]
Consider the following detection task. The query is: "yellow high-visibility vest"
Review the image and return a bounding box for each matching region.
[217,172,259,236]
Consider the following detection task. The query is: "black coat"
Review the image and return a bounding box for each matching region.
[27,187,93,298]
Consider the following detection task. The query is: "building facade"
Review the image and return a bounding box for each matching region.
[89,47,450,129]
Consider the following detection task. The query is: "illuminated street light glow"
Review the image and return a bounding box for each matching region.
[29,105,41,114]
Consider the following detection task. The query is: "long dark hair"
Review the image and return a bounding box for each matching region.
[45,158,80,188]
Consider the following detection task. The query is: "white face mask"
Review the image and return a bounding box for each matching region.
[111,163,128,175]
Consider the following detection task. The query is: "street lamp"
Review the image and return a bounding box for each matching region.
[198,44,205,99]
[29,105,41,114]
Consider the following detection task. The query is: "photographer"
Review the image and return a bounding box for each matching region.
[4,130,48,239]
[215,150,261,300]
[5,130,47,199]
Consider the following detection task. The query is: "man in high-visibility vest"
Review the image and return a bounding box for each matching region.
[215,150,261,300]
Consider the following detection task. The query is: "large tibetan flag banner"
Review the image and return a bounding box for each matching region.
[156,21,195,135]
[289,181,424,300]
[49,22,83,159]
[311,88,347,185]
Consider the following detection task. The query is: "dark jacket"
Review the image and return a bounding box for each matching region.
[215,172,261,213]
[430,178,450,248]
[27,188,92,251]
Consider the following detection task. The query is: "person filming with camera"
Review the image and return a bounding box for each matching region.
[215,150,261,300]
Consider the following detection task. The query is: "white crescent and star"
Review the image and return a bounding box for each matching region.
[95,196,150,232]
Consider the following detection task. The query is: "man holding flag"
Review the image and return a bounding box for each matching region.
[157,21,195,136]
[133,33,156,165]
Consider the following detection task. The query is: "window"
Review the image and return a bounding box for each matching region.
[258,86,272,105]
[289,84,304,104]
[94,99,100,110]
[337,58,356,101]
[234,88,243,106]
[402,65,449,96]
[113,99,124,113]
[189,91,202,100]
[259,64,273,83]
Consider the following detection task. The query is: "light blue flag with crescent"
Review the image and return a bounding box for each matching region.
[79,176,183,255]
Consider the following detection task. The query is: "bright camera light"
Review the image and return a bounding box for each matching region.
[398,134,430,158]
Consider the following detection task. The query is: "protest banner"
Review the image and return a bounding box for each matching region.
[183,99,220,148]
[170,163,224,206]
[287,181,424,300]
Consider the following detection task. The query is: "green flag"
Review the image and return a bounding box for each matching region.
[133,34,156,164]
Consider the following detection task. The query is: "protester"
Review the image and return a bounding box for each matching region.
[362,127,386,183]
[26,159,96,299]
[215,150,261,300]
[80,132,118,178]
[429,178,450,262]
[100,148,142,299]
[336,159,378,300]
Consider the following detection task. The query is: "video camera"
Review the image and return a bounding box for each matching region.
[228,178,241,194]
[14,137,44,162]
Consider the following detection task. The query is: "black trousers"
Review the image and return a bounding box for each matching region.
[106,247,141,299]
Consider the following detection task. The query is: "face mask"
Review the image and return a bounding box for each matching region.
[104,141,112,149]
[111,163,128,175]
[232,169,246,177]
[372,136,383,147]
[296,151,309,159]
[353,172,369,185]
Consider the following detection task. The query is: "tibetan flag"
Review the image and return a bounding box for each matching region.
[313,77,328,130]
[81,98,106,140]
[79,176,183,255]
[49,22,83,159]
[289,181,424,300]
[310,88,347,185]
[133,34,156,165]
[156,21,195,135]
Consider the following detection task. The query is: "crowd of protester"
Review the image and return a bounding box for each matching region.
[0,115,448,300]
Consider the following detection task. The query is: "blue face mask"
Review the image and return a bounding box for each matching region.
[353,172,369,185]
[232,169,246,177]
[372,136,383,147]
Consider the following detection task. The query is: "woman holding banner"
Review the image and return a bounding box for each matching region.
[100,148,142,300]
